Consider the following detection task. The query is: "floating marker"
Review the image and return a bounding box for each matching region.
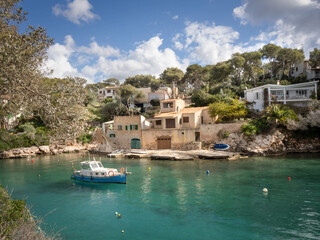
[115,212,118,215]
[288,177,291,181]
[206,170,210,175]
[31,160,34,163]
[148,167,151,171]
[263,188,268,193]
[121,230,125,233]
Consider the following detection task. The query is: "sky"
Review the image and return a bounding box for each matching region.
[19,0,320,83]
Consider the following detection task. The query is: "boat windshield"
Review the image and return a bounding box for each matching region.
[81,163,91,170]
[98,162,103,168]
[90,162,99,169]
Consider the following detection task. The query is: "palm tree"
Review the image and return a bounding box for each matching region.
[263,104,298,126]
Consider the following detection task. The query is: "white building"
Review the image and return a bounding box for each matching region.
[291,60,320,80]
[98,86,119,101]
[244,81,318,111]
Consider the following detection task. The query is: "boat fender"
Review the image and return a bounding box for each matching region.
[263,188,268,193]
[206,170,210,175]
[120,168,125,174]
[108,170,115,177]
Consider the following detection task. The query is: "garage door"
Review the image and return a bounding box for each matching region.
[157,137,171,149]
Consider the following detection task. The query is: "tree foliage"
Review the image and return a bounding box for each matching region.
[309,48,320,68]
[208,99,248,121]
[124,75,155,88]
[262,104,298,126]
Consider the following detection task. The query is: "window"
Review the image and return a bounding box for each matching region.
[117,125,123,130]
[156,120,162,125]
[183,117,189,123]
[107,90,111,93]
[296,90,307,97]
[95,172,99,176]
[256,92,259,100]
[129,124,138,130]
[81,163,91,170]
[99,91,102,94]
[166,119,175,128]
[163,102,173,108]
[101,173,105,176]
[179,119,182,125]
[296,67,298,72]
[109,134,116,138]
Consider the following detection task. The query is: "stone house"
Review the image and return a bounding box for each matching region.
[102,99,233,150]
[244,81,318,111]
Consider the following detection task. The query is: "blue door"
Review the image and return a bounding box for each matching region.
[131,138,141,149]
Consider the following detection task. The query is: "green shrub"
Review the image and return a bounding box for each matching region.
[241,118,269,136]
[77,133,92,144]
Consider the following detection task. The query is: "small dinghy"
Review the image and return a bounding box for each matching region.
[214,143,230,151]
[71,160,127,184]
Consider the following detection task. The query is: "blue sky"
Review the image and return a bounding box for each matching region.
[20,0,320,83]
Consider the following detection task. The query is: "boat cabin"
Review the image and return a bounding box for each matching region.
[80,161,118,177]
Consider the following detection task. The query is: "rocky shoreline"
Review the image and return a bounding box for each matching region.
[0,130,319,159]
[222,130,320,156]
[0,144,97,159]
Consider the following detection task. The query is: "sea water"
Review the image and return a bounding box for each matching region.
[0,153,319,240]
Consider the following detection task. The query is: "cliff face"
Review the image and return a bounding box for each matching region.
[223,130,320,155]
[0,144,97,159]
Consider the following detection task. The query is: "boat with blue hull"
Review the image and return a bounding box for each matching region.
[214,143,230,151]
[71,160,127,184]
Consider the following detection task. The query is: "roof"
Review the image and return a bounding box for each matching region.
[244,80,319,92]
[154,106,208,118]
[154,112,179,118]
[160,98,183,103]
[181,106,209,114]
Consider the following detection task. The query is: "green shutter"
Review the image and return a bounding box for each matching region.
[125,125,128,130]
[130,125,133,130]
[135,125,138,130]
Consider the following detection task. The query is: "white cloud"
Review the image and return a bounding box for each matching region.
[173,22,243,65]
[78,41,120,57]
[45,35,80,79]
[45,35,189,83]
[52,0,99,24]
[233,0,320,54]
[172,15,179,20]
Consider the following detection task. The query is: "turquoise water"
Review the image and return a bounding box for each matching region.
[0,153,320,240]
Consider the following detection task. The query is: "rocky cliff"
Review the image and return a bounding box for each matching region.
[223,130,320,155]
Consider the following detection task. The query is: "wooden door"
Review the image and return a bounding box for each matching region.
[157,137,171,149]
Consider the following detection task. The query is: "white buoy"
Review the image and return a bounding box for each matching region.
[115,212,118,215]
[263,188,268,193]
[121,230,125,233]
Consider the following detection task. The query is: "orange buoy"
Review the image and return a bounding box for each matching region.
[288,177,291,181]
[32,160,34,163]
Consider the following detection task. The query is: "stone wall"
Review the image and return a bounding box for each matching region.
[200,122,244,143]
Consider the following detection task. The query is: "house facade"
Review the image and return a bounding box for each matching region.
[103,115,151,149]
[103,99,216,150]
[291,60,320,80]
[134,87,173,109]
[244,81,318,111]
[98,86,119,101]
